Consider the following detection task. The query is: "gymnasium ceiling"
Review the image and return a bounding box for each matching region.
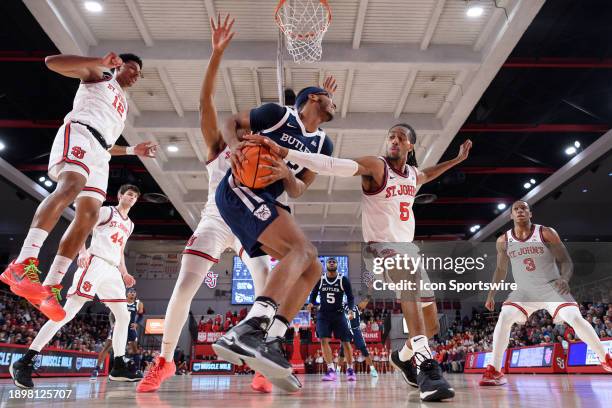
[0,0,611,243]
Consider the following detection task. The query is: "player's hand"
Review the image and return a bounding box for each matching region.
[348,311,355,320]
[243,133,288,158]
[323,76,338,97]
[553,278,571,295]
[100,52,123,69]
[257,154,291,184]
[123,273,136,288]
[211,13,235,53]
[134,141,159,158]
[130,323,137,330]
[229,141,249,179]
[485,297,495,311]
[77,251,90,269]
[456,139,472,162]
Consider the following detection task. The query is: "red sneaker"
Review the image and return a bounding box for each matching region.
[251,372,273,393]
[479,365,507,386]
[0,258,46,300]
[137,357,176,393]
[29,285,66,322]
[602,354,612,373]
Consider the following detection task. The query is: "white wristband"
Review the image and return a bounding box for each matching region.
[126,146,136,155]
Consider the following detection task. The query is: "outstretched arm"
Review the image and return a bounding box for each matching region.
[416,140,472,185]
[200,14,235,160]
[110,142,158,158]
[45,52,122,82]
[485,235,510,311]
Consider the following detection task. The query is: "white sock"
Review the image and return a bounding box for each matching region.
[17,228,48,263]
[30,296,85,351]
[243,297,277,323]
[42,255,72,286]
[160,256,210,361]
[558,306,608,363]
[266,316,289,339]
[398,343,414,362]
[410,335,432,373]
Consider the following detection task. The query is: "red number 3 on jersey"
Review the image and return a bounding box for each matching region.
[523,257,536,272]
[399,202,411,221]
[111,232,124,246]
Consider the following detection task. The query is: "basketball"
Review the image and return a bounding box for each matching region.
[235,144,276,189]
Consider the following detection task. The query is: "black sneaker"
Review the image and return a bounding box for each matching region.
[10,359,34,389]
[264,337,302,392]
[390,350,417,387]
[213,317,292,379]
[417,359,455,402]
[109,358,142,382]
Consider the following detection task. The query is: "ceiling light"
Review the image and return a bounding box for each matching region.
[167,145,179,153]
[84,1,103,13]
[523,182,531,189]
[530,178,536,184]
[39,176,46,182]
[565,146,577,155]
[466,5,484,17]
[582,188,588,193]
[470,224,481,233]
[0,141,5,151]
[608,172,612,177]
[574,141,581,148]
[44,180,53,187]
[497,203,507,210]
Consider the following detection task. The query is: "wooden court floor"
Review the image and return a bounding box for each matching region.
[1,373,610,407]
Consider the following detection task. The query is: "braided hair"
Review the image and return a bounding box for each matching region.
[390,123,418,167]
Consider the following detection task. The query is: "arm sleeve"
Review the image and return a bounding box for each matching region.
[286,149,358,177]
[308,281,320,305]
[249,103,287,133]
[343,277,355,310]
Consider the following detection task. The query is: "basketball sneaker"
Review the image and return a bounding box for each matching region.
[109,357,142,382]
[268,373,303,393]
[322,367,337,381]
[417,358,455,402]
[602,353,612,373]
[370,366,379,377]
[137,357,176,392]
[0,258,46,300]
[479,365,507,386]
[213,317,292,378]
[9,359,34,389]
[33,285,66,322]
[90,368,99,381]
[251,372,273,393]
[389,350,417,387]
[346,367,357,381]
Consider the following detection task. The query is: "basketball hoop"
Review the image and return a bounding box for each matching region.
[275,0,332,64]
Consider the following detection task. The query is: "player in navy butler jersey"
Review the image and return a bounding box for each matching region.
[126,288,144,375]
[339,298,378,377]
[213,81,336,390]
[307,258,356,382]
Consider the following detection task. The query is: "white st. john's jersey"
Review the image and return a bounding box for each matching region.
[64,72,128,146]
[362,157,420,243]
[202,145,231,218]
[89,206,134,267]
[506,224,560,288]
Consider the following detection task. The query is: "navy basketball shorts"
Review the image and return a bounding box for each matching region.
[215,172,290,257]
[316,312,353,342]
[339,327,369,357]
[128,329,138,342]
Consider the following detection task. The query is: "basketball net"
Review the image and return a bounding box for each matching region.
[275,0,332,64]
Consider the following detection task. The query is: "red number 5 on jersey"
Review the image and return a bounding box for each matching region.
[111,232,124,246]
[399,202,411,221]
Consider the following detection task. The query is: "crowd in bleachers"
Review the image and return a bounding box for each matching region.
[432,302,612,372]
[0,290,111,352]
